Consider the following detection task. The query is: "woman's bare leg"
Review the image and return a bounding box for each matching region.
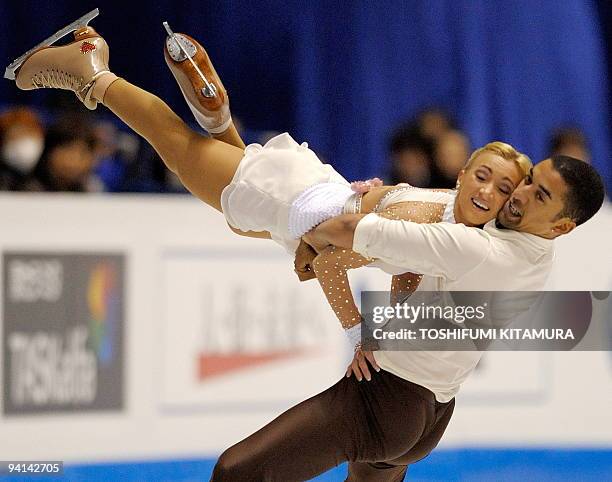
[99,79,269,240]
[100,78,241,211]
[213,123,245,150]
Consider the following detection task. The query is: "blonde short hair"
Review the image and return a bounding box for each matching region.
[464,141,532,177]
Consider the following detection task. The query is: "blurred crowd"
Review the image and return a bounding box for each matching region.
[387,107,592,189]
[0,105,596,195]
[0,106,185,193]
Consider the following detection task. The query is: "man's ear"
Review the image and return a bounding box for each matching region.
[551,218,576,237]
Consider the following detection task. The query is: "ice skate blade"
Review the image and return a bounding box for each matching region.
[4,8,99,80]
[162,21,217,98]
[163,22,197,63]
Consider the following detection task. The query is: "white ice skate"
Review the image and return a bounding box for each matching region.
[5,8,112,110]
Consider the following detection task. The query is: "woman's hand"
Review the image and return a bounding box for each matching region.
[294,239,318,281]
[346,347,380,381]
[302,230,330,255]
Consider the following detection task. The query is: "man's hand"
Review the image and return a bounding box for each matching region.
[345,348,380,381]
[294,239,318,281]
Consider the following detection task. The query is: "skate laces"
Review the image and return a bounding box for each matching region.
[32,69,81,92]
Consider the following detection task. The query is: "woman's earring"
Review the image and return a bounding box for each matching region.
[455,180,461,190]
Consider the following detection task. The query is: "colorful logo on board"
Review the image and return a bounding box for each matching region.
[88,262,120,366]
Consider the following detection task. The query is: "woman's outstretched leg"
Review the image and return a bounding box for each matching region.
[212,123,245,150]
[99,78,269,239]
[98,77,242,212]
[11,23,266,237]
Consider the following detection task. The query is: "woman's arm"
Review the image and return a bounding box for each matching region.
[390,272,424,304]
[312,246,371,330]
[381,201,446,303]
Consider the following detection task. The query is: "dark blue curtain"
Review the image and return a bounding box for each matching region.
[1,0,610,192]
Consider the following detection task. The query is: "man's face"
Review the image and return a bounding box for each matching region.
[496,159,576,238]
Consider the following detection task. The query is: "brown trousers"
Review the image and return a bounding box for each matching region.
[211,366,455,481]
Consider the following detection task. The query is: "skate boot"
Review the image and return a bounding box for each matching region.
[6,8,117,110]
[163,22,231,134]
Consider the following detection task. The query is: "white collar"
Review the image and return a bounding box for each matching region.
[483,220,554,262]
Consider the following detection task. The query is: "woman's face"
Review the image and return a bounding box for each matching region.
[454,151,524,226]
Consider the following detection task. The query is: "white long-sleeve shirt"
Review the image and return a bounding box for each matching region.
[352,214,555,401]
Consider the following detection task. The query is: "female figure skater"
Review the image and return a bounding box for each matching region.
[7,13,531,346]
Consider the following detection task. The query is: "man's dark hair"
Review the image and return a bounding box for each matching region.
[552,155,605,226]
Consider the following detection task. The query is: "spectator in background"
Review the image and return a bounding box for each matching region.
[120,141,183,193]
[416,108,471,188]
[89,119,182,193]
[416,107,454,142]
[433,129,471,188]
[0,107,45,191]
[388,124,434,187]
[389,108,471,189]
[23,115,102,192]
[548,126,591,163]
[92,120,126,192]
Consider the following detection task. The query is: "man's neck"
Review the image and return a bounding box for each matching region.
[494,219,506,230]
[494,219,555,240]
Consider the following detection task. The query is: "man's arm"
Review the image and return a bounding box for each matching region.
[307,213,491,281]
[302,214,366,253]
